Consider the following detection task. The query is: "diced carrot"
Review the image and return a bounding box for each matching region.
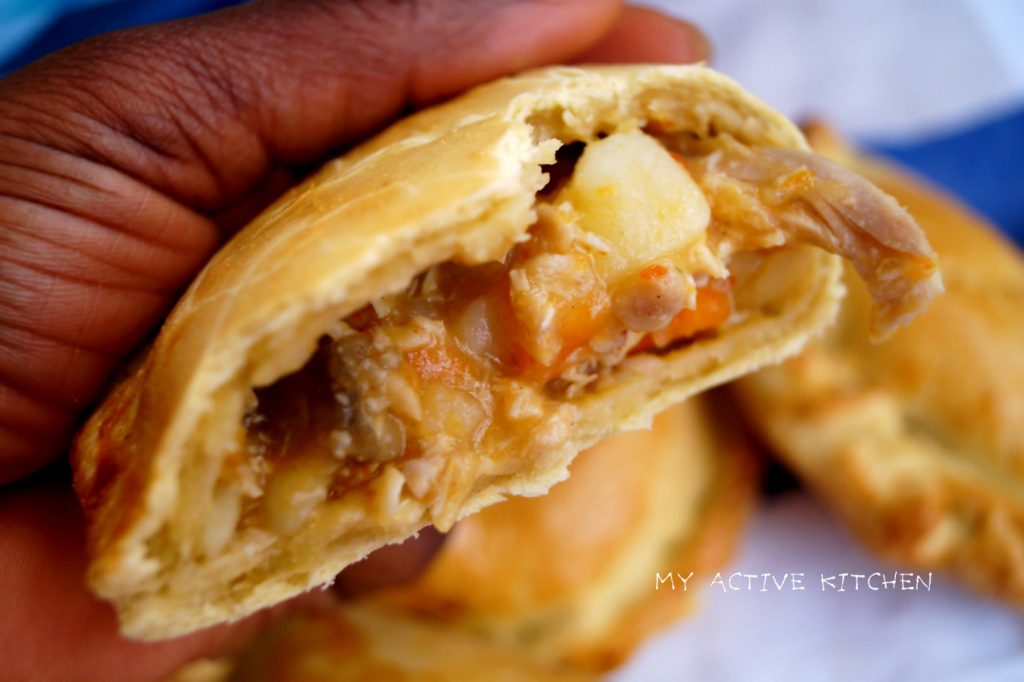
[639,263,669,281]
[630,335,655,354]
[511,279,731,381]
[662,285,731,338]
[516,300,609,385]
[439,254,731,386]
[631,283,732,353]
[556,301,604,359]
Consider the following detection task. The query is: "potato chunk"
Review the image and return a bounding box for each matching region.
[561,130,710,282]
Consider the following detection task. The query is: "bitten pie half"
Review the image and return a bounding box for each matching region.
[167,399,755,680]
[73,65,940,639]
[734,122,1024,604]
[370,397,758,671]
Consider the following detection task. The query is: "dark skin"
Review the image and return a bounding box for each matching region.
[0,2,708,679]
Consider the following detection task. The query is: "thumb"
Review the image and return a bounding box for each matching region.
[2,0,623,207]
[0,0,622,482]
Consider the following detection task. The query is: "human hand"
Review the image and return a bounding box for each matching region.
[0,2,707,679]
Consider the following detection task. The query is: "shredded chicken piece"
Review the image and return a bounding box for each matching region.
[689,138,942,339]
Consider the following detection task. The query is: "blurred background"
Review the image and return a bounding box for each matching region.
[3,1,1021,680]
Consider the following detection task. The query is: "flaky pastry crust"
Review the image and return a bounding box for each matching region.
[73,67,931,638]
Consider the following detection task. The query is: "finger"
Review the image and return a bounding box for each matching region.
[1,0,623,205]
[0,0,624,483]
[334,527,447,598]
[0,475,441,681]
[0,479,312,682]
[575,5,710,64]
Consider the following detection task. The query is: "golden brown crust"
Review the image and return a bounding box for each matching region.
[574,392,760,670]
[371,397,760,671]
[73,65,853,639]
[735,122,1024,604]
[168,604,598,682]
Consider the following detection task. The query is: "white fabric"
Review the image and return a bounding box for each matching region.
[641,0,1024,140]
[613,495,1024,681]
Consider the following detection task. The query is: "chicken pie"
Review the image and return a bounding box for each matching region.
[73,66,940,638]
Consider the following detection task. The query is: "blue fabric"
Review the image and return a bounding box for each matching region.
[0,0,241,76]
[0,0,111,65]
[866,105,1024,247]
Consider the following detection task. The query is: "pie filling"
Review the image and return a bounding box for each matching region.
[202,126,938,554]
